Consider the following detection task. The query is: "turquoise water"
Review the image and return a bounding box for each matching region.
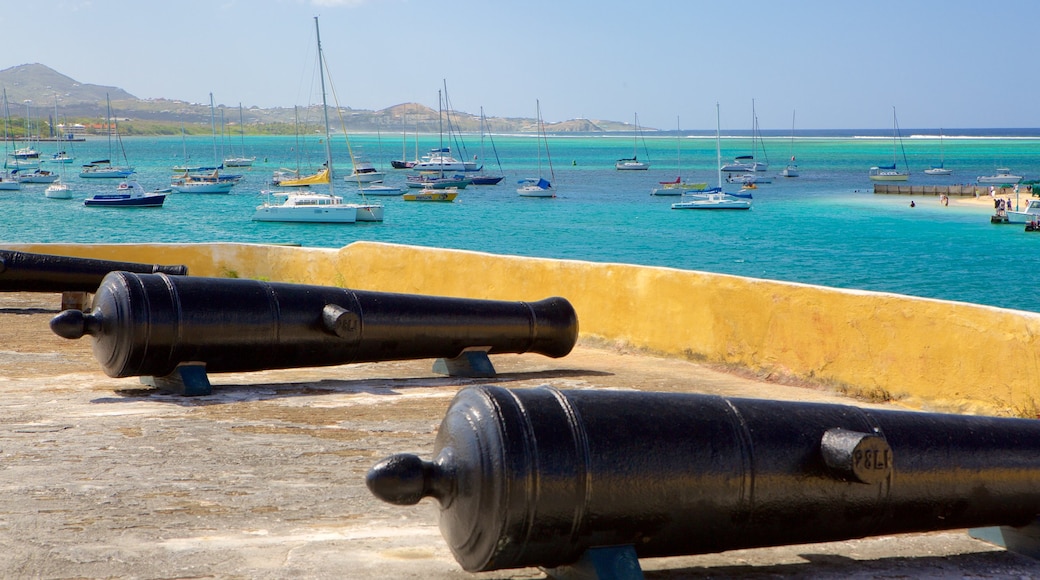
[5,132,1040,312]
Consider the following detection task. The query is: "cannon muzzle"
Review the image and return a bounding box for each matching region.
[0,249,187,293]
[367,385,1040,572]
[50,272,578,378]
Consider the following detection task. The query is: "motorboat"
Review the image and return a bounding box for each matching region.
[84,181,165,207]
[402,187,458,202]
[411,148,479,172]
[345,160,385,183]
[517,177,556,198]
[671,190,752,210]
[977,168,1022,185]
[1006,199,1040,224]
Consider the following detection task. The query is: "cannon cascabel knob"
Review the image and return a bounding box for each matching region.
[50,308,102,339]
[366,453,446,506]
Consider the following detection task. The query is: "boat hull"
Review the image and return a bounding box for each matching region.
[403,190,458,202]
[252,206,357,223]
[615,161,649,170]
[469,175,504,185]
[358,185,404,196]
[170,182,235,194]
[517,186,556,198]
[84,194,165,208]
[80,168,135,179]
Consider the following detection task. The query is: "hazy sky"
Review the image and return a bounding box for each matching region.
[2,0,1036,131]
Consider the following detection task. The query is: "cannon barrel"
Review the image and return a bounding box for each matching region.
[367,385,1040,572]
[49,272,578,378]
[0,249,187,293]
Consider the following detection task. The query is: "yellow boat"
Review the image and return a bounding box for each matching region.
[273,166,330,187]
[403,187,458,202]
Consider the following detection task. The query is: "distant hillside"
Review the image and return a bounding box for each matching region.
[0,63,135,106]
[0,63,640,135]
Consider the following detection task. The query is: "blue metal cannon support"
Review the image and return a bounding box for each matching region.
[49,272,578,395]
[367,386,1040,577]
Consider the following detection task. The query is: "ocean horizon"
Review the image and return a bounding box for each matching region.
[3,132,1039,314]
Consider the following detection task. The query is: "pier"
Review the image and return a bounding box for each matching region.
[873,183,1033,197]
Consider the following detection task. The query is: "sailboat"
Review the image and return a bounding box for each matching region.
[223,103,255,167]
[44,95,72,199]
[469,107,504,185]
[868,107,910,181]
[615,112,650,170]
[406,90,470,190]
[651,116,709,196]
[721,100,768,174]
[0,90,21,190]
[391,106,419,169]
[80,94,135,178]
[271,102,331,188]
[254,17,383,223]
[170,93,237,194]
[517,100,557,198]
[781,110,799,178]
[672,103,751,210]
[923,128,952,176]
[45,95,75,165]
[411,82,480,173]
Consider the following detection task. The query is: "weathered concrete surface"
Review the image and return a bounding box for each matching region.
[2,292,1040,579]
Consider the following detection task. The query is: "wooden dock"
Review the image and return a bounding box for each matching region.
[873,183,1032,197]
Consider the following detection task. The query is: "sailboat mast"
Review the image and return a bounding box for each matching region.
[2,89,9,161]
[314,16,335,197]
[716,103,723,189]
[209,93,217,167]
[437,89,444,177]
[536,100,543,178]
[675,115,681,181]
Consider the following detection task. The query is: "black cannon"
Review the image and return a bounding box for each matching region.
[367,385,1040,575]
[0,249,188,293]
[49,272,578,394]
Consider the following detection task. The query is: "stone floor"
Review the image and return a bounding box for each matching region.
[2,292,1039,579]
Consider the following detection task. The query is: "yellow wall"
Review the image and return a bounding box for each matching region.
[6,241,1039,416]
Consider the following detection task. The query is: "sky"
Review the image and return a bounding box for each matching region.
[2,0,1037,132]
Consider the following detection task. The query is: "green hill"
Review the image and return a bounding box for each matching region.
[0,63,640,136]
